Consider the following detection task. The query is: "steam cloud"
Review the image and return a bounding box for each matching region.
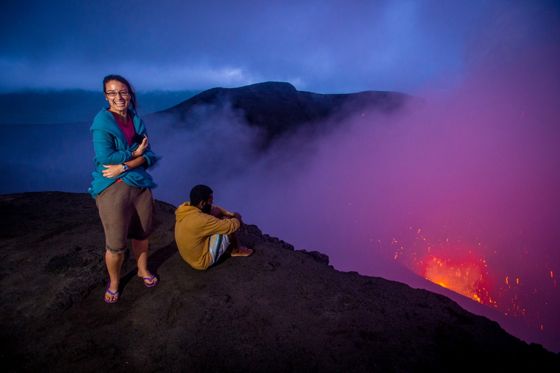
[149,6,560,351]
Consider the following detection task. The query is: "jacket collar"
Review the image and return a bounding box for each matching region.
[91,108,141,140]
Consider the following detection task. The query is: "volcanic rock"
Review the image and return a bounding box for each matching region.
[0,192,558,372]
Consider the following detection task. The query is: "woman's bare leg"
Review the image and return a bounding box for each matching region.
[132,238,158,287]
[132,238,150,277]
[105,250,125,294]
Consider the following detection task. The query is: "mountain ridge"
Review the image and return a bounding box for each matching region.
[150,81,410,147]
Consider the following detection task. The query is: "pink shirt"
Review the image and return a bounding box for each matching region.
[111,111,135,146]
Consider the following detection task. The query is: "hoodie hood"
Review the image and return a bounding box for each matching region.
[175,202,200,222]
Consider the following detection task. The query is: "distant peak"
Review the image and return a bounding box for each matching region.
[229,81,297,92]
[245,81,296,88]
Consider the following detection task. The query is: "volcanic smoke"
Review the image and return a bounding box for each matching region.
[218,17,560,351]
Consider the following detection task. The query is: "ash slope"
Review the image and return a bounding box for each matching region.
[0,192,557,372]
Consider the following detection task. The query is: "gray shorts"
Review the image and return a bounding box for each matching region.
[96,181,154,253]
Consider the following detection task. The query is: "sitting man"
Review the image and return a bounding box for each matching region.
[175,184,253,270]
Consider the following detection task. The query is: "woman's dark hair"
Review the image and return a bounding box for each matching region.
[103,74,137,112]
[190,184,213,206]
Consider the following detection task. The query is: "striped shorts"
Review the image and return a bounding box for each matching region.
[208,233,230,266]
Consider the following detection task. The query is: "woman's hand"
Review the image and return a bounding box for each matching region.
[134,136,149,157]
[102,164,125,178]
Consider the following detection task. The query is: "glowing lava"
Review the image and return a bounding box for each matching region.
[419,255,494,304]
[390,227,497,306]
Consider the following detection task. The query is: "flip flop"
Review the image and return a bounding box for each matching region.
[104,286,119,304]
[230,247,254,257]
[141,274,159,288]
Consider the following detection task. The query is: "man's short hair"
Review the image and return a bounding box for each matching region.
[190,184,213,207]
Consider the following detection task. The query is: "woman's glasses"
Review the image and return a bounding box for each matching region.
[105,90,130,98]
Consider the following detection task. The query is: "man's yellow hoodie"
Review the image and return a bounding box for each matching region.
[175,202,240,270]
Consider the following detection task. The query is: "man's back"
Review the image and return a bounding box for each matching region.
[175,202,240,270]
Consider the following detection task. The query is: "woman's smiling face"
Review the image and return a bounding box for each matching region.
[104,80,131,115]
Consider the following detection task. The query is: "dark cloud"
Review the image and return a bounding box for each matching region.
[3,0,548,92]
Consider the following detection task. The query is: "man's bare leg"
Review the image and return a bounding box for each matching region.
[228,233,254,257]
[211,210,253,257]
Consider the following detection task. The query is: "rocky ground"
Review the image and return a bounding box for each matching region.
[0,192,558,372]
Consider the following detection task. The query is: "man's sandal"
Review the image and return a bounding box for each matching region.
[230,247,254,257]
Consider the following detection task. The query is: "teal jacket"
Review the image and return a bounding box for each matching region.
[88,109,158,198]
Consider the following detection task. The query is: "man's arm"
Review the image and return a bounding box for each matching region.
[202,214,241,236]
[211,205,242,222]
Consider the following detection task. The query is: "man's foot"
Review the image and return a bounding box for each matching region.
[104,286,119,303]
[230,246,254,257]
[138,273,159,287]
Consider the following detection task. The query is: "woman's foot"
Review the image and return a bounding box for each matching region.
[104,286,119,303]
[230,246,254,257]
[138,272,158,287]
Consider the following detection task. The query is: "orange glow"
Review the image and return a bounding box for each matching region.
[387,226,560,339]
[420,255,493,304]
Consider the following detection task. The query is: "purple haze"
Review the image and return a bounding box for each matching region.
[189,14,560,351]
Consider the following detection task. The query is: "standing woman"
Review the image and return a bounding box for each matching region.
[89,75,159,303]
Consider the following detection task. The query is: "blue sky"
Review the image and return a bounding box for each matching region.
[0,0,557,93]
